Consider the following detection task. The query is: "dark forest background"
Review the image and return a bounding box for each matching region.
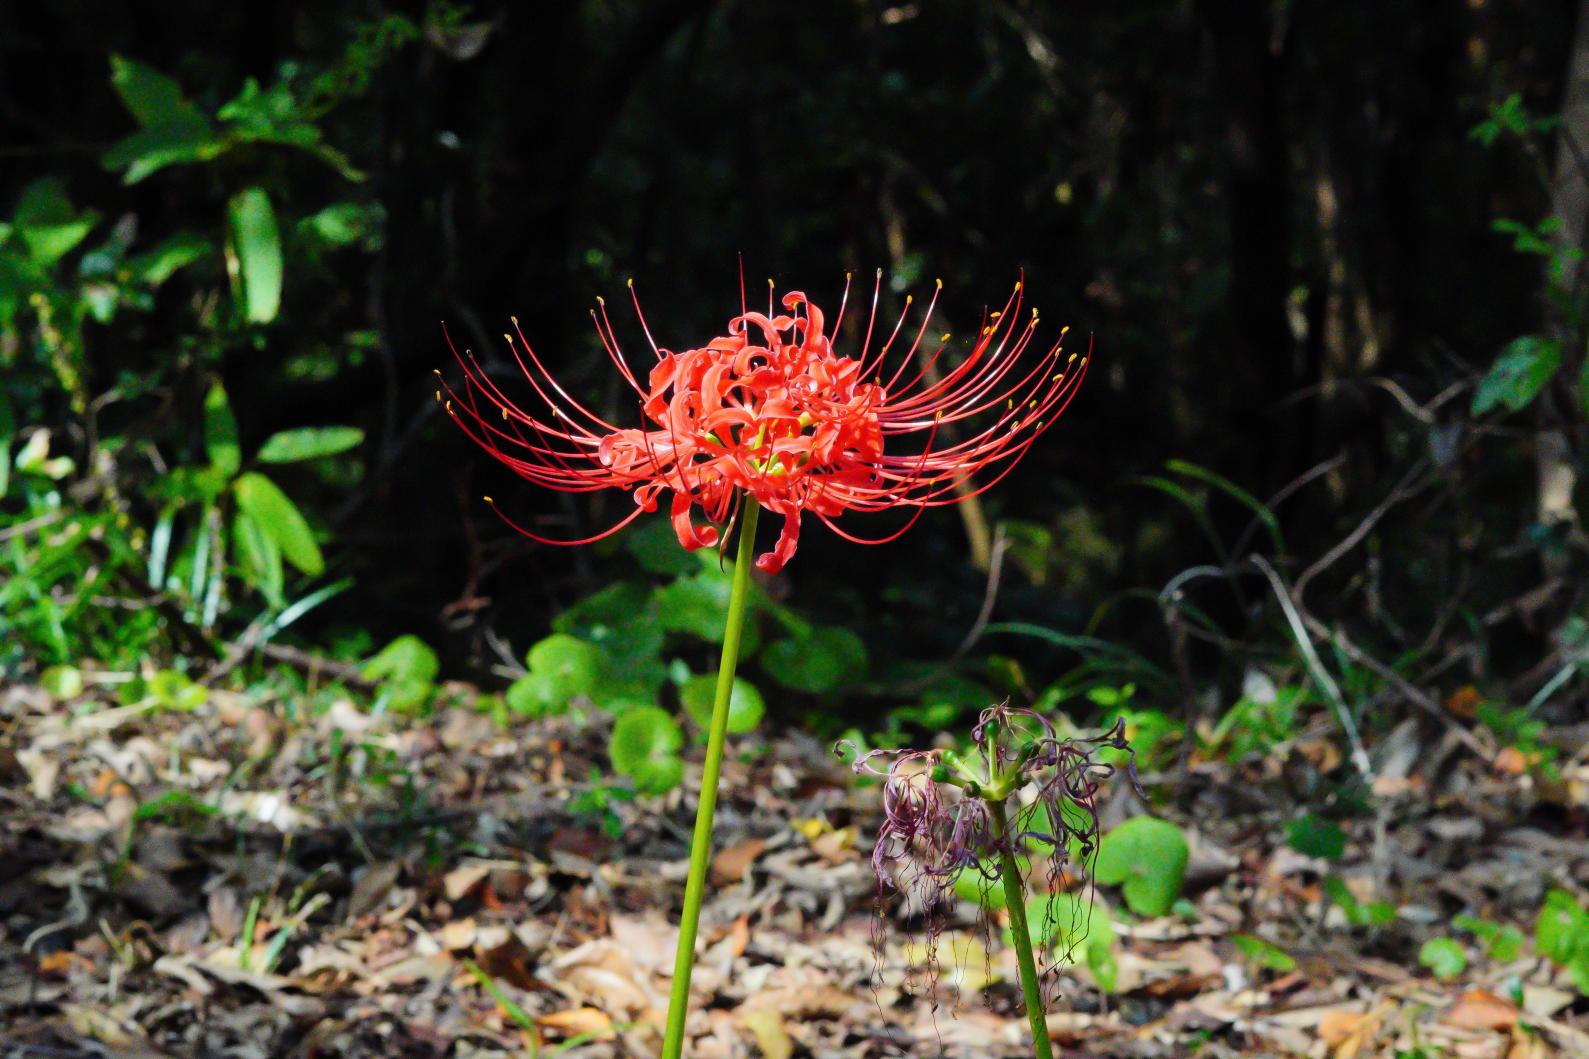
[4,0,1587,742]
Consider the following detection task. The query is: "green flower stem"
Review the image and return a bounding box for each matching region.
[661,498,761,1059]
[990,800,1053,1059]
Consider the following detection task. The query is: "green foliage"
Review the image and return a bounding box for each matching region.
[609,707,685,795]
[1285,813,1347,861]
[361,635,440,714]
[1471,335,1562,416]
[1418,938,1467,981]
[256,427,364,464]
[1534,889,1589,993]
[761,626,867,693]
[1323,876,1397,928]
[679,674,765,734]
[39,664,84,700]
[226,189,283,324]
[1094,816,1189,918]
[1230,934,1296,973]
[1451,915,1524,963]
[1207,685,1305,762]
[1011,892,1118,992]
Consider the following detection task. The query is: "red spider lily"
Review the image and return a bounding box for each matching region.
[440,271,1087,573]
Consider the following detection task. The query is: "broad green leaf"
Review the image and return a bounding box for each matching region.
[361,634,440,686]
[553,582,668,704]
[608,707,684,794]
[40,665,84,700]
[233,510,284,605]
[1093,816,1189,918]
[1016,891,1115,969]
[1285,813,1347,861]
[108,55,212,132]
[655,570,735,642]
[150,670,207,711]
[762,627,868,693]
[951,857,1027,911]
[226,188,283,324]
[1419,938,1467,981]
[679,674,765,734]
[103,56,225,183]
[526,633,602,703]
[14,178,97,265]
[204,380,241,476]
[1231,934,1295,973]
[126,232,209,285]
[297,202,383,249]
[505,673,563,718]
[257,426,364,463]
[1536,889,1589,966]
[233,472,322,575]
[624,517,698,575]
[102,125,230,184]
[1472,335,1563,415]
[218,77,365,181]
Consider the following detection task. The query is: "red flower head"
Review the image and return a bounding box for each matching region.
[441,270,1087,573]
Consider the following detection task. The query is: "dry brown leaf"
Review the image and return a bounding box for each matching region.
[1445,990,1519,1032]
[439,917,477,951]
[711,837,767,886]
[739,1008,794,1059]
[1494,747,1529,775]
[737,984,854,1019]
[443,863,491,901]
[536,1006,614,1039]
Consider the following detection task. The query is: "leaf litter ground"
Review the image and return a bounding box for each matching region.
[2,681,1587,1058]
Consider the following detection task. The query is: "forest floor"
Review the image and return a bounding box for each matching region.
[1,679,1587,1059]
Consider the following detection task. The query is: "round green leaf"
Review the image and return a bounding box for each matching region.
[257,426,364,464]
[526,633,602,701]
[39,665,83,700]
[624,517,698,575]
[1013,891,1115,963]
[150,670,207,711]
[505,673,562,718]
[951,857,1027,911]
[361,635,440,686]
[609,707,685,795]
[655,571,734,642]
[761,627,868,693]
[1094,815,1189,918]
[233,472,323,576]
[1419,937,1468,981]
[679,674,765,734]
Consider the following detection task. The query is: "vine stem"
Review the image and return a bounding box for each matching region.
[660,498,761,1059]
[990,800,1054,1059]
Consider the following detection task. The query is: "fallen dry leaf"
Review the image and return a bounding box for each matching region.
[1444,990,1519,1032]
[739,1008,793,1059]
[536,1006,614,1039]
[711,837,767,885]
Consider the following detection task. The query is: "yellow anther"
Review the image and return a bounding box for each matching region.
[1029,400,1038,409]
[445,400,453,413]
[936,277,943,288]
[1007,399,1014,410]
[935,410,944,420]
[510,316,519,326]
[597,295,605,306]
[1015,281,1022,291]
[991,311,1002,320]
[502,408,509,419]
[1012,420,1021,431]
[1053,373,1065,383]
[434,390,441,401]
[941,333,951,343]
[905,294,913,305]
[1068,353,1077,364]
[503,333,512,343]
[875,267,883,278]
[1079,357,1088,367]
[433,368,442,376]
[483,496,494,503]
[627,277,634,287]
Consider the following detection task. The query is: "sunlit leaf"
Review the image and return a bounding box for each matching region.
[226,188,283,324]
[608,707,684,795]
[257,426,363,463]
[1094,816,1189,918]
[232,472,322,575]
[679,674,764,734]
